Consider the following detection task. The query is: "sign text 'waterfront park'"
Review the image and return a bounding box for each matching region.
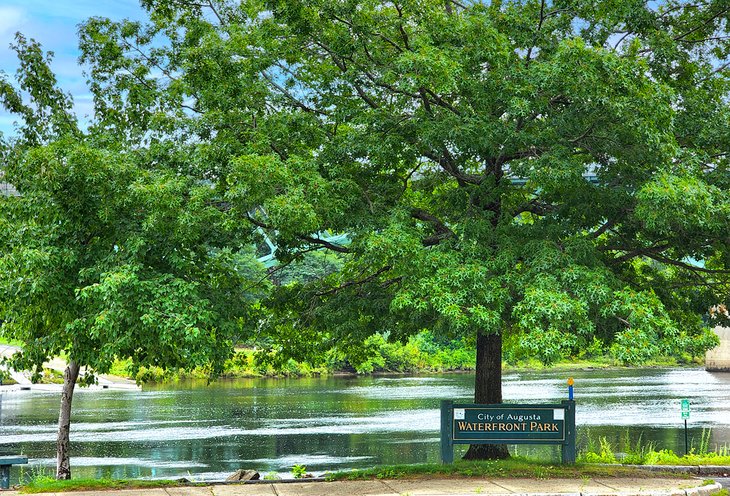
[440,400,576,464]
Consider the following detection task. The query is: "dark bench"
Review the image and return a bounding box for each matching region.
[0,456,28,489]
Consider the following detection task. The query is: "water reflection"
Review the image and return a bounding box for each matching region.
[0,368,728,481]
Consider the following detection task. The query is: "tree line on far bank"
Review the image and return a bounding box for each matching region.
[1,0,729,479]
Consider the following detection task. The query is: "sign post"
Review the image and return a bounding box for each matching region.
[681,399,690,455]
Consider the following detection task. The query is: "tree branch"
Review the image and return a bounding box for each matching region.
[299,235,351,253]
[315,265,392,296]
[673,7,730,41]
[525,0,547,66]
[645,253,730,274]
[423,87,462,116]
[605,243,670,263]
[261,71,328,116]
[246,213,350,254]
[412,208,454,246]
[512,199,556,217]
[355,82,379,109]
[423,150,483,185]
[589,219,616,239]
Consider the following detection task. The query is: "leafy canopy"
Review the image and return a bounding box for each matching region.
[0,35,267,380]
[65,0,730,366]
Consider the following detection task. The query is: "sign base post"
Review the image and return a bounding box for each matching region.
[440,400,454,464]
[561,399,576,464]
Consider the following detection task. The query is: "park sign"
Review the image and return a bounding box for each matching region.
[681,399,690,419]
[440,400,576,464]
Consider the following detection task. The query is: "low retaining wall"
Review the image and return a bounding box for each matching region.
[706,327,730,372]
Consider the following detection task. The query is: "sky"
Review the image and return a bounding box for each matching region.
[0,0,146,138]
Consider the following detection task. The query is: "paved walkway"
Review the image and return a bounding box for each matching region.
[0,344,138,392]
[0,477,722,496]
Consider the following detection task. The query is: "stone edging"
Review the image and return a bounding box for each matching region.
[532,485,723,496]
[621,464,730,475]
[684,482,724,496]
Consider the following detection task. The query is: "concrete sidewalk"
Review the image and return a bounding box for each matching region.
[0,477,723,496]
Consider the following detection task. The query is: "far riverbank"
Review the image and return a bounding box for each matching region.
[2,333,706,385]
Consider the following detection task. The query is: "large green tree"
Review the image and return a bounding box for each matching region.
[77,0,730,459]
[0,36,265,478]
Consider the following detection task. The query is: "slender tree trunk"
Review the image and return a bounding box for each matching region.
[463,332,510,460]
[56,361,80,480]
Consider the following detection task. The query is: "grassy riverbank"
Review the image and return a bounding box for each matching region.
[579,429,730,466]
[106,330,703,383]
[3,334,705,384]
[326,458,690,481]
[19,459,688,493]
[21,477,192,494]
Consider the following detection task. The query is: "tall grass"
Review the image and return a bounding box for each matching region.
[578,428,730,466]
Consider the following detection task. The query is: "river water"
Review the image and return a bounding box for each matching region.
[0,367,728,481]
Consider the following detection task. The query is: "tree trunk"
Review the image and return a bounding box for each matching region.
[56,361,80,480]
[463,332,510,460]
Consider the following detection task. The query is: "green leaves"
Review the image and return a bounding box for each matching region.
[603,289,678,364]
[0,38,265,379]
[6,0,727,381]
[636,172,728,238]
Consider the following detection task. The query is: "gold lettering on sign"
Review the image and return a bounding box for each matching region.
[458,419,559,434]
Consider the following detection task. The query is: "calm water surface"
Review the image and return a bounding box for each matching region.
[0,368,728,480]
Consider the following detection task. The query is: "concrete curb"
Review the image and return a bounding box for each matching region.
[0,482,723,496]
[685,481,724,496]
[220,465,730,485]
[620,464,730,476]
[210,479,725,496]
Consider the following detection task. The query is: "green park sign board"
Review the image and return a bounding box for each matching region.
[453,406,565,442]
[440,400,576,464]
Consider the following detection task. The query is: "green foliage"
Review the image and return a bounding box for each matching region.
[0,35,268,383]
[578,429,730,466]
[643,449,730,466]
[327,458,663,481]
[108,329,477,380]
[273,250,345,286]
[4,0,730,442]
[578,436,617,464]
[329,331,476,374]
[75,0,730,376]
[620,431,656,465]
[291,464,307,479]
[21,478,186,494]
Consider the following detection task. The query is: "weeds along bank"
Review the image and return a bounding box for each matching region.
[2,333,707,385]
[579,428,730,466]
[102,330,705,383]
[113,331,477,382]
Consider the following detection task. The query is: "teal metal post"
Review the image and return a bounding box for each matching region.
[561,399,576,464]
[0,456,28,489]
[440,400,454,464]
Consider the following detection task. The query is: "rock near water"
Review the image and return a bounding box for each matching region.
[226,469,260,482]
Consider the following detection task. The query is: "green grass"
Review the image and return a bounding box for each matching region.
[0,336,23,346]
[643,450,730,466]
[17,460,698,492]
[578,428,730,466]
[21,477,193,493]
[325,458,686,481]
